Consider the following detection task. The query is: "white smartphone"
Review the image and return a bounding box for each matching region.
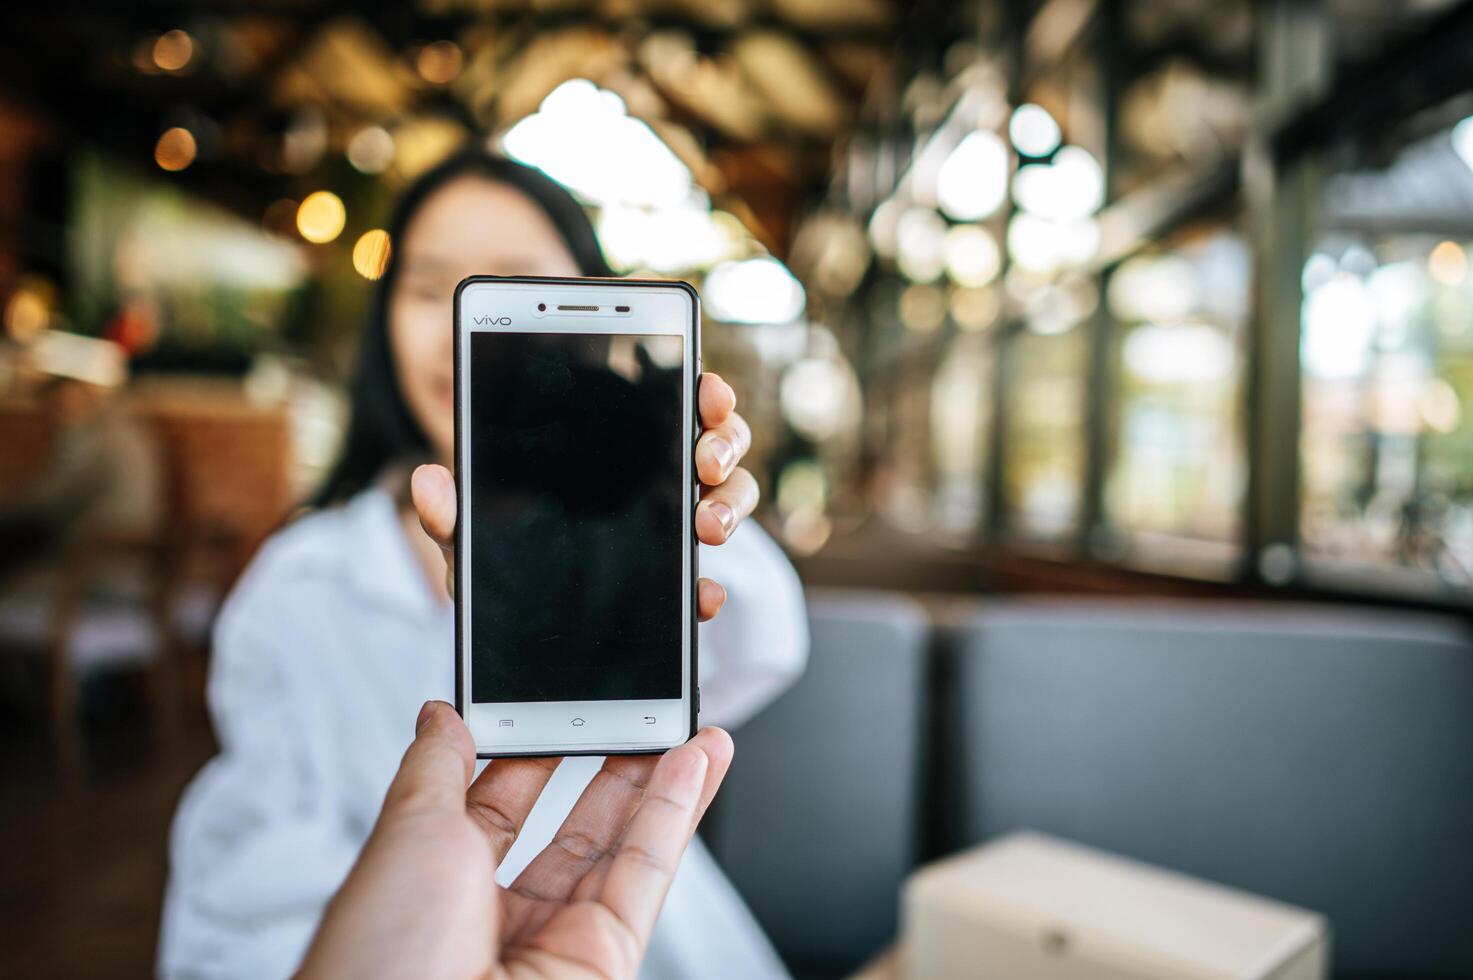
[454,275,700,757]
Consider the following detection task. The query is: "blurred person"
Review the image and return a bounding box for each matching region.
[159,151,808,980]
[0,342,160,584]
[298,701,733,980]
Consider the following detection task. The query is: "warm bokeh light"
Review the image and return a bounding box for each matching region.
[944,225,1002,287]
[4,288,50,341]
[155,127,197,171]
[296,191,346,244]
[152,29,194,72]
[1429,240,1467,285]
[416,40,463,85]
[899,283,947,333]
[352,229,392,280]
[951,286,1000,332]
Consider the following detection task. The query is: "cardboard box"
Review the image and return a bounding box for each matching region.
[901,833,1328,980]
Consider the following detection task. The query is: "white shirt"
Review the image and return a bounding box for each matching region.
[158,487,808,979]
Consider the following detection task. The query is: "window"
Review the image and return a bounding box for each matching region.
[1002,324,1087,539]
[1105,224,1251,565]
[1299,109,1473,584]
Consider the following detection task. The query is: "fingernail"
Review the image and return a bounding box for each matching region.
[668,744,709,803]
[706,500,735,537]
[416,701,436,733]
[710,437,735,474]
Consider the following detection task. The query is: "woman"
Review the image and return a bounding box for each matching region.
[158,151,808,979]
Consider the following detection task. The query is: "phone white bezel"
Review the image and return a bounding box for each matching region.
[454,277,698,757]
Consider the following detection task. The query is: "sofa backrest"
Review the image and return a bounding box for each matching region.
[704,589,931,977]
[948,599,1473,977]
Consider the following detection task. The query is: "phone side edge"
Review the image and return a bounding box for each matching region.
[452,278,474,720]
[686,282,701,743]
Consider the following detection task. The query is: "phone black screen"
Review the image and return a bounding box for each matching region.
[467,331,685,703]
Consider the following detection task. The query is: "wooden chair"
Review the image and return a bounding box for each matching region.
[0,384,292,782]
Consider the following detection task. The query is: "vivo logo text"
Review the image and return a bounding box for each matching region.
[474,315,513,326]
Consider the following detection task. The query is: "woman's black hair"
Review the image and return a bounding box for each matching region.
[312,148,613,507]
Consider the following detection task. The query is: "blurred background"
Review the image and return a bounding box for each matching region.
[1,1,1472,978]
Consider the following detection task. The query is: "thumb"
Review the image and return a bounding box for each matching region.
[380,701,475,821]
[411,464,457,550]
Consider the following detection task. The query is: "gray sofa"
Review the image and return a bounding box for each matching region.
[706,593,1473,979]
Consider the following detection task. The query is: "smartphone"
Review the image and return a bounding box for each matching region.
[454,275,700,757]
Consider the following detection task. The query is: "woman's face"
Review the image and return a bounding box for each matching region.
[388,175,581,463]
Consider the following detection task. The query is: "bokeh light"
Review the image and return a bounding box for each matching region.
[937,130,1010,221]
[899,283,947,333]
[896,208,947,283]
[155,127,197,172]
[944,225,1001,287]
[1109,255,1198,322]
[1302,272,1377,378]
[1012,146,1104,220]
[867,197,904,259]
[503,79,693,209]
[780,356,860,441]
[1124,323,1234,384]
[1420,379,1462,434]
[352,230,392,280]
[1429,240,1467,285]
[416,41,463,85]
[1009,103,1061,157]
[704,257,806,324]
[296,191,346,244]
[1007,212,1099,273]
[347,126,396,174]
[152,29,193,72]
[950,286,1000,332]
[4,288,50,342]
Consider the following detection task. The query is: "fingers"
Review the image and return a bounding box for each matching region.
[508,755,657,906]
[697,578,726,622]
[462,756,562,866]
[591,728,734,942]
[695,411,751,486]
[411,464,456,552]
[380,701,476,822]
[698,373,736,429]
[695,467,759,545]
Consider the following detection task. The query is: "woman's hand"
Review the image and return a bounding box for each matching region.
[298,702,733,979]
[412,372,759,621]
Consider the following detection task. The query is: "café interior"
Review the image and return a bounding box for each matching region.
[1,1,1472,978]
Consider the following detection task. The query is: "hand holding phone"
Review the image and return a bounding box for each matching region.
[298,701,734,980]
